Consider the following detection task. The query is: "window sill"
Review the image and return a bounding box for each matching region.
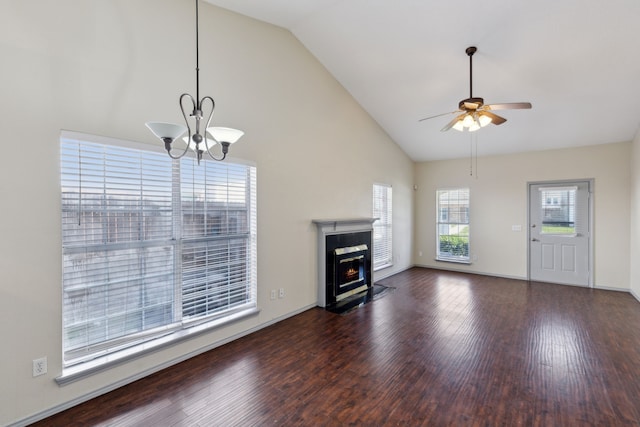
[56,306,260,386]
[436,257,471,265]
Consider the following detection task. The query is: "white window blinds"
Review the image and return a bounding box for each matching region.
[60,134,257,366]
[373,184,392,270]
[538,186,578,235]
[179,159,258,320]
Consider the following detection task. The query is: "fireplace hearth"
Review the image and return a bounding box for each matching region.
[312,218,376,308]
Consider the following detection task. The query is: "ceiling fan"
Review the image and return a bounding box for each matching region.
[419,46,532,132]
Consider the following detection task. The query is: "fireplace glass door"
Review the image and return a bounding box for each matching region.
[334,244,368,298]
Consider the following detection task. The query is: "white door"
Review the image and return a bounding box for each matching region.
[529,181,591,286]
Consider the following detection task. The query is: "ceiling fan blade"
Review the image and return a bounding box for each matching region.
[481,111,507,125]
[486,102,532,110]
[441,113,466,132]
[419,110,460,122]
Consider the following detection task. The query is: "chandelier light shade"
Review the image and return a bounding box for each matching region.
[146,0,243,163]
[146,122,189,148]
[208,127,245,144]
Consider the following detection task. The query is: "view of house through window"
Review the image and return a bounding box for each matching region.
[436,188,470,262]
[373,184,392,270]
[60,133,257,366]
[539,186,577,235]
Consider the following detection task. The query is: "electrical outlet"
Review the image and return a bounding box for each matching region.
[278,288,285,298]
[33,357,47,377]
[270,289,276,300]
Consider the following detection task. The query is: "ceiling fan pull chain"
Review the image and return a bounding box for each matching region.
[469,134,473,176]
[474,133,479,179]
[469,132,479,178]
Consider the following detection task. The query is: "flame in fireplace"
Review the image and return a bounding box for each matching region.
[345,267,359,279]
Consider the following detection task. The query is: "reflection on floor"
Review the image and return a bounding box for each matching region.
[324,283,394,315]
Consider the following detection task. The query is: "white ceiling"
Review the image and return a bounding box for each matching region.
[204,0,640,161]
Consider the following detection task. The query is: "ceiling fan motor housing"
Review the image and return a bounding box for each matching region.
[459,97,484,110]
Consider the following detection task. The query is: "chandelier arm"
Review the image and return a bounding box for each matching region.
[200,95,217,147]
[165,146,190,160]
[180,93,197,127]
[208,142,229,161]
[206,150,227,162]
[163,93,195,160]
[202,96,216,128]
[199,95,228,161]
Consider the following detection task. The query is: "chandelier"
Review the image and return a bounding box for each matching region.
[146,0,243,163]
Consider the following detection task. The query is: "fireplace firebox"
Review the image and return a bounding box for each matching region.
[334,244,368,297]
[313,219,376,307]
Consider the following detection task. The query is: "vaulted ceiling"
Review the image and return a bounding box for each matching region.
[204,0,640,161]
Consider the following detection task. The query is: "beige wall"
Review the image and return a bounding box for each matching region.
[414,142,631,289]
[0,1,414,424]
[2,1,637,424]
[630,130,640,299]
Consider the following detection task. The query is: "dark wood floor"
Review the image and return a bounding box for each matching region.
[33,267,640,426]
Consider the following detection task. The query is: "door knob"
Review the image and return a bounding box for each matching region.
[531,238,539,242]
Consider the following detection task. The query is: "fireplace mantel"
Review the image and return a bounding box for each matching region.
[313,218,377,307]
[312,218,378,233]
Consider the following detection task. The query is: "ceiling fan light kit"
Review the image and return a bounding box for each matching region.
[420,46,532,132]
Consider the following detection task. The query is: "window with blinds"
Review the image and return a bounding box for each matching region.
[538,186,577,235]
[60,133,257,366]
[436,188,470,263]
[373,184,392,270]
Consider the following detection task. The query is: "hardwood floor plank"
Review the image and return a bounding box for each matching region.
[31,268,640,426]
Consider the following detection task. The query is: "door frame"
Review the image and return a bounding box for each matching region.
[526,179,594,287]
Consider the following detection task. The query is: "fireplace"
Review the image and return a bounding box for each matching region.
[313,218,376,307]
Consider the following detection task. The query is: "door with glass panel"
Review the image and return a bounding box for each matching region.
[529,181,591,286]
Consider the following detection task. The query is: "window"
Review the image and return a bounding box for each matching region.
[439,207,449,222]
[373,183,392,270]
[436,188,470,263]
[60,132,257,367]
[539,186,577,235]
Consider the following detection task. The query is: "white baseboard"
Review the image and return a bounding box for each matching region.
[412,264,640,294]
[373,264,413,282]
[412,263,527,281]
[593,284,631,292]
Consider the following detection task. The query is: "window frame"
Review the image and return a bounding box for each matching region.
[58,131,258,383]
[372,183,393,271]
[436,188,470,264]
